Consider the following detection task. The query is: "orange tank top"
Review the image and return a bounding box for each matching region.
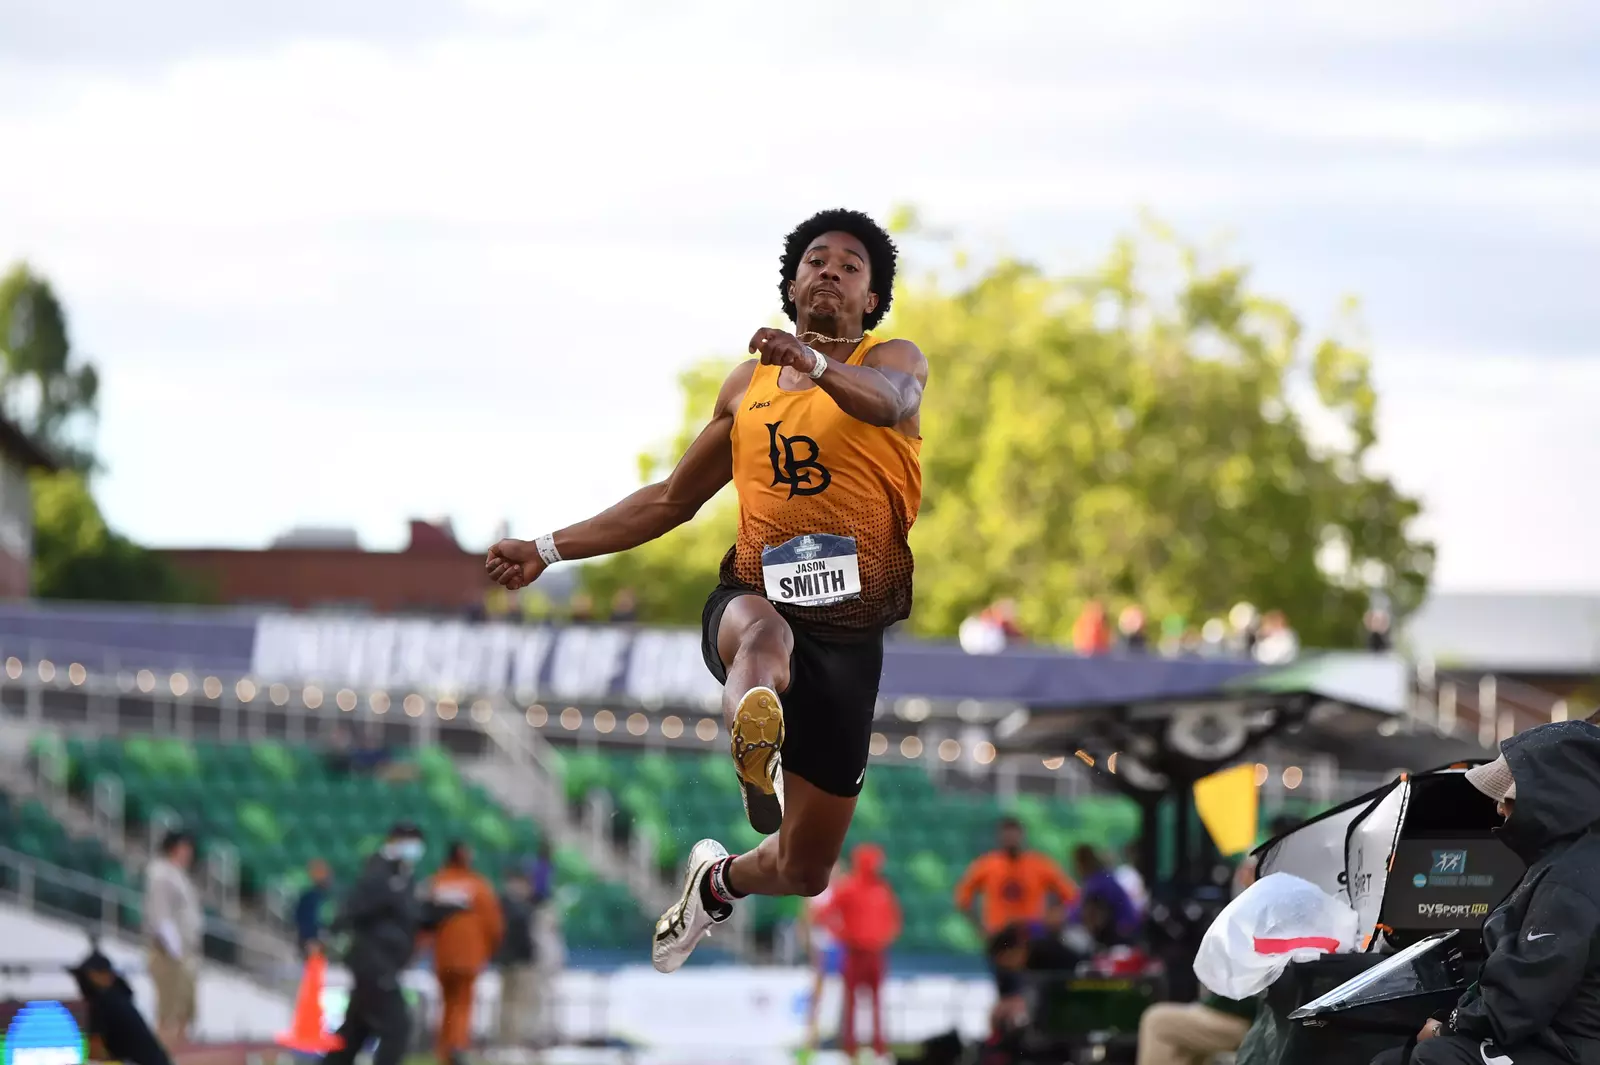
[720,336,922,632]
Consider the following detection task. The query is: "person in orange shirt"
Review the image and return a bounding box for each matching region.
[425,842,504,1065]
[954,817,1079,937]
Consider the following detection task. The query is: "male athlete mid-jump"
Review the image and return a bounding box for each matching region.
[486,208,928,970]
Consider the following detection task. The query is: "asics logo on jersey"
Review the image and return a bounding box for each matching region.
[766,421,832,498]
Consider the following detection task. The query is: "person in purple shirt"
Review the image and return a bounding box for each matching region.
[522,840,554,907]
[1069,844,1141,939]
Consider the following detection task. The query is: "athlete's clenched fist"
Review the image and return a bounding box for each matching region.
[484,538,546,591]
[749,328,819,375]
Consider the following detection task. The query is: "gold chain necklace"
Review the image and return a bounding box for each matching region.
[797,330,865,345]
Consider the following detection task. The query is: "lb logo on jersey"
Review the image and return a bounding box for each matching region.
[766,422,831,498]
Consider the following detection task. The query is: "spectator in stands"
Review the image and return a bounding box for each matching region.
[523,839,554,907]
[426,841,505,1065]
[960,599,1026,655]
[611,587,639,623]
[1365,607,1393,652]
[1112,845,1149,919]
[955,816,1079,937]
[326,723,412,782]
[1072,601,1112,655]
[495,870,537,1048]
[295,859,334,957]
[1253,610,1299,664]
[1228,602,1260,655]
[816,844,902,1061]
[1118,606,1148,652]
[69,946,172,1065]
[143,830,202,1050]
[567,592,597,624]
[1069,844,1141,940]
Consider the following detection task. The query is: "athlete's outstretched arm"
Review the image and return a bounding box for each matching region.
[486,362,755,589]
[749,329,927,429]
[828,338,928,428]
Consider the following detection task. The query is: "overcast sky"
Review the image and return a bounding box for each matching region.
[2,0,1596,592]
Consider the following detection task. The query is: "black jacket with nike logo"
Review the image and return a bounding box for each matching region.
[1446,721,1600,1063]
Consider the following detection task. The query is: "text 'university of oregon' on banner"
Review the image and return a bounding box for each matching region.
[249,615,722,706]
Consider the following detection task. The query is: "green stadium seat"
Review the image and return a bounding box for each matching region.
[250,741,297,783]
[238,801,285,845]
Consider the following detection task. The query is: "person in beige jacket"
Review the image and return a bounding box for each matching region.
[143,831,203,1048]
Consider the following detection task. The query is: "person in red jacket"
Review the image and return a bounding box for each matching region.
[816,843,902,1059]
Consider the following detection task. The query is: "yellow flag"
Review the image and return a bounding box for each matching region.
[1194,763,1260,856]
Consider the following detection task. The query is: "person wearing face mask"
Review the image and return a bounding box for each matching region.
[1371,720,1600,1065]
[321,823,438,1065]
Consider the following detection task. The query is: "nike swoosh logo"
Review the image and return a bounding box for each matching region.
[1527,932,1555,941]
[1480,1040,1513,1065]
[855,768,866,785]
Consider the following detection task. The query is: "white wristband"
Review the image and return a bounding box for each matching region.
[534,533,562,565]
[805,346,828,380]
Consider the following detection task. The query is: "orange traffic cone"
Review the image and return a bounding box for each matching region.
[277,947,344,1054]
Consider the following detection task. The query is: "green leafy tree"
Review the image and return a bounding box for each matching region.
[1,262,203,602]
[582,219,1432,648]
[579,359,740,619]
[0,265,99,472]
[30,471,207,603]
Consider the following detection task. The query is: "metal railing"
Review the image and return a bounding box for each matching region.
[0,846,295,985]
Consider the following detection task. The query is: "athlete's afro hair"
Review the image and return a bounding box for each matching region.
[779,208,898,331]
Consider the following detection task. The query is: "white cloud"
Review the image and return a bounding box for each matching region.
[1,2,1596,596]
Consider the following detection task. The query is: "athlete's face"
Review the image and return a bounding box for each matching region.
[792,231,877,329]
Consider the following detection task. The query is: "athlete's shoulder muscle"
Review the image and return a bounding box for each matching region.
[864,339,927,435]
[657,361,751,513]
[865,338,929,387]
[714,360,760,418]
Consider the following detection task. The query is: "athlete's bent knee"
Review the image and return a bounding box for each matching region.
[778,855,833,897]
[735,618,792,688]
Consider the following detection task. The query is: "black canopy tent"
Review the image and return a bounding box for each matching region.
[990,652,1487,998]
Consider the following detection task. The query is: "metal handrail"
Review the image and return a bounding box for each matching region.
[0,845,294,980]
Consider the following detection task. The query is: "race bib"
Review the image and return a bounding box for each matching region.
[761,533,862,608]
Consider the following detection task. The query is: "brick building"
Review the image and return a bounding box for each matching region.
[156,519,494,614]
[0,413,59,598]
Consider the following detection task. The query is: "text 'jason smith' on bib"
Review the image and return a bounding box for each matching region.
[761,533,862,608]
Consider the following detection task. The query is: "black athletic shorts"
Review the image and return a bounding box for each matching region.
[700,582,884,798]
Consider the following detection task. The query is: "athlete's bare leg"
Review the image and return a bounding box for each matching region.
[715,595,793,726]
[715,596,854,896]
[727,772,854,896]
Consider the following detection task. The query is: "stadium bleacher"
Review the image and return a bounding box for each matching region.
[0,789,136,925]
[12,729,1165,962]
[37,733,651,954]
[560,746,1144,956]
